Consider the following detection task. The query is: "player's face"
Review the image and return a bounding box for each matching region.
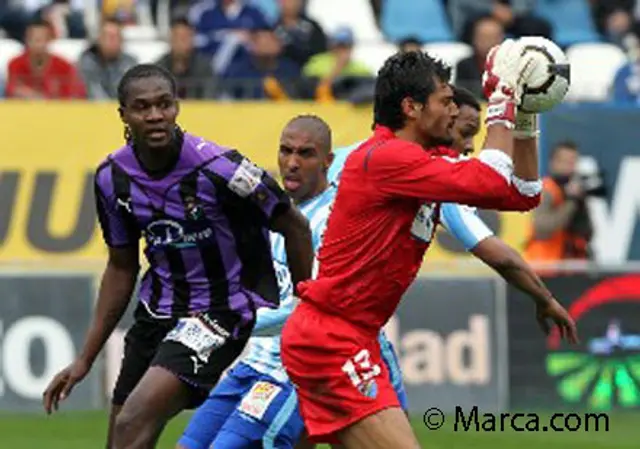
[278,127,333,203]
[419,79,458,144]
[119,76,179,149]
[450,105,480,155]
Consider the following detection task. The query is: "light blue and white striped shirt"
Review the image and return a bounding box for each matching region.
[243,184,337,382]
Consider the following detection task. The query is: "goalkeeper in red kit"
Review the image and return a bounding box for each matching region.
[281,41,579,449]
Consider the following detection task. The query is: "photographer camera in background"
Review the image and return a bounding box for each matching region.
[524,140,605,266]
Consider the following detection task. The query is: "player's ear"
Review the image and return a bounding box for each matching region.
[401,97,422,120]
[325,151,335,170]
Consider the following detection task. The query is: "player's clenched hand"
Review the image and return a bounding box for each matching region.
[42,358,91,414]
[535,298,579,344]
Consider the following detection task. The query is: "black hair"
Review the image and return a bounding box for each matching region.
[452,85,481,111]
[551,140,579,158]
[285,114,332,153]
[117,63,178,107]
[118,64,179,143]
[27,16,53,31]
[397,36,423,49]
[373,51,451,131]
[170,17,192,29]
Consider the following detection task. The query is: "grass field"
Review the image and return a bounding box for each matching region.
[0,411,634,448]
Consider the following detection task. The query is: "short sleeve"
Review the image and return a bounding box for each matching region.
[207,150,291,226]
[94,166,140,248]
[439,203,493,251]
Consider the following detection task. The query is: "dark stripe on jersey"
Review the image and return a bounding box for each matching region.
[203,169,279,310]
[363,141,387,173]
[110,162,139,236]
[165,246,190,316]
[177,172,229,316]
[147,208,164,312]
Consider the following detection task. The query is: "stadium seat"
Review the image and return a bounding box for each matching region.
[306,0,384,44]
[353,42,398,74]
[250,0,280,25]
[423,42,472,81]
[124,40,170,63]
[535,0,600,47]
[564,43,627,101]
[49,39,89,64]
[0,39,23,79]
[122,25,159,41]
[380,0,453,44]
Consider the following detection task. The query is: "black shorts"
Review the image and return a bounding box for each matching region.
[112,303,252,409]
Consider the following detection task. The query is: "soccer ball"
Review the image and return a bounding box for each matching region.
[517,36,571,113]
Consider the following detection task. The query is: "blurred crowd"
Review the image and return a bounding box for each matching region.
[2,0,640,102]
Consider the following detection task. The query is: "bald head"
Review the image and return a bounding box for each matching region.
[283,115,332,155]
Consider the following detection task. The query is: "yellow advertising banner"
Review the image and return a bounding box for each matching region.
[0,101,531,269]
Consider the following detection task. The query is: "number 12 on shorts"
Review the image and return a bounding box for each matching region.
[341,349,381,388]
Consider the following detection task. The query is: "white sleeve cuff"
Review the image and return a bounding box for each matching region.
[478,150,514,184]
[512,177,543,197]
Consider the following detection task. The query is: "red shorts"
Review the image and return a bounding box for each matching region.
[281,302,399,443]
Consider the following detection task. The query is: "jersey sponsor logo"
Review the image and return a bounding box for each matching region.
[228,159,263,198]
[238,381,282,420]
[145,219,213,249]
[164,317,227,362]
[411,202,437,243]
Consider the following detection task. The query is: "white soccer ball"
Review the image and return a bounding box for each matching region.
[517,36,571,113]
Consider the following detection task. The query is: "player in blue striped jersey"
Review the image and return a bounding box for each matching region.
[177,115,338,449]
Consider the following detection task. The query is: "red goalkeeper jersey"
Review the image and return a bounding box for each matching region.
[297,125,540,333]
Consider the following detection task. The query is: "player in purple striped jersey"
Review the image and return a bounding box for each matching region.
[42,64,314,449]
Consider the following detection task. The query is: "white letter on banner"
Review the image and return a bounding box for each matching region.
[2,317,75,399]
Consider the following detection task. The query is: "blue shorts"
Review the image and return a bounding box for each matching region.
[179,334,407,449]
[178,363,303,449]
[379,332,409,411]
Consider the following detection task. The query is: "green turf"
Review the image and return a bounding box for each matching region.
[0,411,633,448]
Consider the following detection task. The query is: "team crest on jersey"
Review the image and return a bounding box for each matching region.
[358,378,378,399]
[184,196,204,221]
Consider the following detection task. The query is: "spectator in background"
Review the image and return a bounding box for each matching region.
[189,0,269,77]
[78,18,137,99]
[274,0,327,71]
[5,17,85,99]
[397,36,423,53]
[303,26,373,102]
[455,15,504,98]
[0,0,86,41]
[223,25,300,99]
[591,0,637,46]
[524,141,593,264]
[156,18,216,99]
[448,0,551,42]
[612,27,640,103]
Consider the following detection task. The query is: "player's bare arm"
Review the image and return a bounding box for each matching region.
[471,237,578,342]
[43,245,139,414]
[271,206,314,292]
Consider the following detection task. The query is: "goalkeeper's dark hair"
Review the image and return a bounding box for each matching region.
[452,85,481,111]
[373,51,451,131]
[117,64,178,107]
